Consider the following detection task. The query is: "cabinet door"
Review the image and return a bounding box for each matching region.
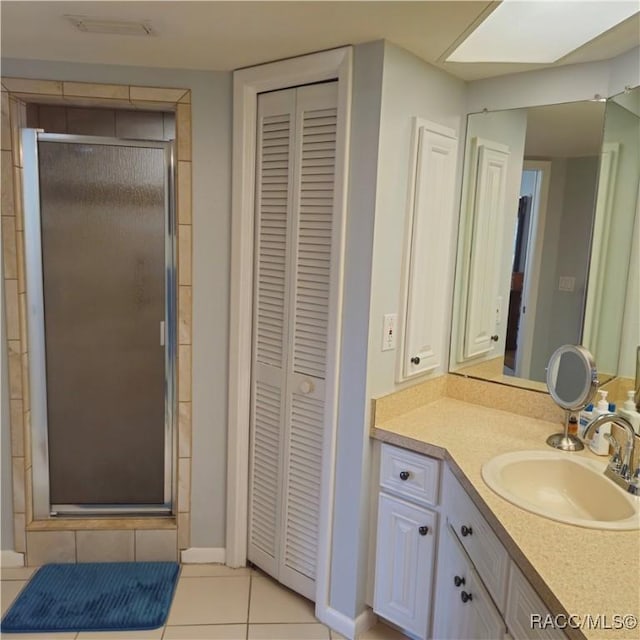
[399,119,458,380]
[460,137,510,361]
[433,526,506,640]
[374,493,437,639]
[506,563,567,640]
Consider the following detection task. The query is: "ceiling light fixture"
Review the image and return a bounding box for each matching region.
[446,0,639,63]
[65,15,156,36]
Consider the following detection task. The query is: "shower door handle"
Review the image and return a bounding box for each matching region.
[160,321,165,347]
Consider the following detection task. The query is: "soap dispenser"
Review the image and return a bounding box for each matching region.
[594,390,609,415]
[620,390,640,434]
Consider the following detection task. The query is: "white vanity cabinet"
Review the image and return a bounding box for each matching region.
[432,524,506,640]
[373,442,567,640]
[373,444,440,639]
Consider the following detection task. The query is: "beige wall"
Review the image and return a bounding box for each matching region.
[0,58,228,557]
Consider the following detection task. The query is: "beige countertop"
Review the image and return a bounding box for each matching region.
[372,397,640,640]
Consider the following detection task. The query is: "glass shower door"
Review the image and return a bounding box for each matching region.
[23,132,175,515]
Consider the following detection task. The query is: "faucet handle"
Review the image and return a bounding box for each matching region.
[604,433,621,467]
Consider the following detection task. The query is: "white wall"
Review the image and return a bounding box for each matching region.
[548,157,599,365]
[367,42,466,397]
[329,41,467,620]
[0,58,232,549]
[329,40,384,618]
[594,100,640,377]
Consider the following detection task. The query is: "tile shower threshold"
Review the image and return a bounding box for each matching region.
[27,516,177,531]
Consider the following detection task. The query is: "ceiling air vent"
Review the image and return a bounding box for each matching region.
[65,15,156,36]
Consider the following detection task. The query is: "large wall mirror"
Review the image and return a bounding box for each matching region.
[450,87,640,392]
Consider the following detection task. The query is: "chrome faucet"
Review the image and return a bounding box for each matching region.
[582,413,639,496]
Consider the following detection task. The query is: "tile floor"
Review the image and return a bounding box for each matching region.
[1,564,409,640]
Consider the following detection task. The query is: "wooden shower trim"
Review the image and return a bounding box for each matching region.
[0,78,193,564]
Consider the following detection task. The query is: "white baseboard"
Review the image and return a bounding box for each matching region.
[316,603,377,640]
[1,550,25,567]
[180,547,226,564]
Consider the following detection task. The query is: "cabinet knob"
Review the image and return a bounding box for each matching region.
[461,591,473,603]
[418,526,429,536]
[454,575,465,587]
[461,525,473,537]
[491,335,499,342]
[399,471,410,481]
[410,356,421,365]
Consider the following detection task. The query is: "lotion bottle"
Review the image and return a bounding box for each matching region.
[589,390,611,455]
[578,404,594,439]
[620,390,640,434]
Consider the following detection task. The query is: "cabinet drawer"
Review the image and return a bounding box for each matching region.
[380,443,440,506]
[443,466,510,613]
[506,563,567,640]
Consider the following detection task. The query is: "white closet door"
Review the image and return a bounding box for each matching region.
[249,82,338,601]
[281,82,337,600]
[248,89,296,577]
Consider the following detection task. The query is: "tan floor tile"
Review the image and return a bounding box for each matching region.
[330,631,347,639]
[249,623,330,639]
[77,630,162,639]
[0,566,35,580]
[179,563,251,578]
[249,576,316,624]
[1,580,26,616]
[1,633,77,639]
[163,624,247,639]
[167,576,250,625]
[360,621,411,639]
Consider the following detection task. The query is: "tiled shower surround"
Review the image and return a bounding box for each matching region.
[1,78,193,565]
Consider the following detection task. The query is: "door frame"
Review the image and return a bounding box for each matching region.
[514,160,551,378]
[227,46,352,618]
[22,131,177,518]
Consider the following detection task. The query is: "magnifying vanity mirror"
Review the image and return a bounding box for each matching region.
[545,344,598,451]
[449,87,640,396]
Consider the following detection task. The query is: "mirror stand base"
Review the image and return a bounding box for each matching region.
[546,433,584,452]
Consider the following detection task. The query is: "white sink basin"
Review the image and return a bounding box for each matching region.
[481,451,640,530]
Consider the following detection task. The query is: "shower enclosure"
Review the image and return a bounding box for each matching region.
[22,131,176,517]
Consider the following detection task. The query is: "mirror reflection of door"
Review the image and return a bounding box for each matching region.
[507,163,550,379]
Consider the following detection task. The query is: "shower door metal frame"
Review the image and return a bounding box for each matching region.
[22,130,177,518]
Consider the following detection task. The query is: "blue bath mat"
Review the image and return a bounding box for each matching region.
[0,561,180,633]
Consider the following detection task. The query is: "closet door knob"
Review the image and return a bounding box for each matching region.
[454,576,465,587]
[491,335,499,342]
[461,591,473,603]
[418,526,429,536]
[410,356,421,365]
[461,525,473,537]
[399,471,410,481]
[299,380,314,394]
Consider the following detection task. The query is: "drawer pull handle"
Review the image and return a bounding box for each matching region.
[454,575,465,587]
[418,526,429,536]
[410,356,421,365]
[461,525,473,537]
[491,334,499,342]
[461,591,473,603]
[399,471,410,481]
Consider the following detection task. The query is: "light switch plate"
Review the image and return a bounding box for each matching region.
[382,313,397,351]
[558,276,576,292]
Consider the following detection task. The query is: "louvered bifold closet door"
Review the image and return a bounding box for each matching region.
[280,82,338,600]
[248,89,296,578]
[249,81,338,602]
